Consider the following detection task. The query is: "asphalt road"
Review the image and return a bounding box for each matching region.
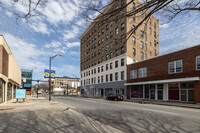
[46,94,200,133]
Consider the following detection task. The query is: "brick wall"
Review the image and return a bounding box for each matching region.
[194,81,200,103]
[127,45,200,83]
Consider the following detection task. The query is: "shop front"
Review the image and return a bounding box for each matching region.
[128,81,195,103]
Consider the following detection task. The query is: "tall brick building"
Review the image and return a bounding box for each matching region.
[126,45,200,103]
[79,0,159,97]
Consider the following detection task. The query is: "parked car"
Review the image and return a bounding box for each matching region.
[106,94,124,101]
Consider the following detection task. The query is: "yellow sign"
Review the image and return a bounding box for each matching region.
[44,72,49,77]
[51,73,55,78]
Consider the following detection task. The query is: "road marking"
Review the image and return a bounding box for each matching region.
[142,108,179,115]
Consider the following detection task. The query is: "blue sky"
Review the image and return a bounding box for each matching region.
[0,0,200,84]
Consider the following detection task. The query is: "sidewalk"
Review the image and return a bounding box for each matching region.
[0,96,85,133]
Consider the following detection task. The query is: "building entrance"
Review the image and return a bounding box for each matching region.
[180,82,194,102]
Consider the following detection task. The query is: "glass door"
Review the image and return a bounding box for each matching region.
[181,90,187,102]
[188,90,194,102]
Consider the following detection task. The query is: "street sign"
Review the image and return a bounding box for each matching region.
[44,69,56,79]
[16,89,26,99]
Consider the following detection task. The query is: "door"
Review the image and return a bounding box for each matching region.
[150,90,155,99]
[188,90,194,102]
[181,90,187,102]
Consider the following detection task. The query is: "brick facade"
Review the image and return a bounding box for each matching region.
[127,45,200,103]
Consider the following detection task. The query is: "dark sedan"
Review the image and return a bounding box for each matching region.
[106,94,124,101]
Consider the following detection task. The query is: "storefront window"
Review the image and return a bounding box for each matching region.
[7,83,12,101]
[145,85,150,99]
[180,82,194,102]
[0,79,3,103]
[131,85,143,98]
[150,84,155,99]
[157,84,163,100]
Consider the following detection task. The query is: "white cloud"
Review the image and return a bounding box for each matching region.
[63,26,80,41]
[3,33,48,71]
[5,11,13,17]
[29,22,50,34]
[159,23,169,28]
[66,42,80,48]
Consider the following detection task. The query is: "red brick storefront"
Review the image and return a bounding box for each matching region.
[126,45,200,103]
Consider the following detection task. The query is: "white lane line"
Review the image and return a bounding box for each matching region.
[142,108,179,115]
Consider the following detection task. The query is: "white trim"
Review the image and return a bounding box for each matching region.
[125,77,200,86]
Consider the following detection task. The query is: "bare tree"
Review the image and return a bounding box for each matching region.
[0,0,47,23]
[78,0,200,42]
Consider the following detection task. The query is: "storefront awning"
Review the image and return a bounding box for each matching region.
[125,77,200,86]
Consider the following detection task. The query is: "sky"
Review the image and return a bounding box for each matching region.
[0,0,200,85]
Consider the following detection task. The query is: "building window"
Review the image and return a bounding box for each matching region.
[133,36,136,45]
[149,27,152,35]
[101,76,104,83]
[101,56,104,62]
[116,28,119,35]
[121,0,124,6]
[102,29,104,34]
[139,67,147,78]
[169,60,183,74]
[121,34,125,43]
[140,41,144,49]
[106,24,109,31]
[98,76,100,83]
[115,38,118,45]
[154,49,156,56]
[101,47,104,53]
[115,60,118,68]
[140,31,144,38]
[133,2,135,9]
[133,48,136,56]
[106,54,109,60]
[106,75,109,82]
[121,71,124,80]
[121,22,125,30]
[110,42,113,48]
[101,66,104,72]
[110,74,113,81]
[106,34,109,41]
[133,14,135,22]
[102,38,104,44]
[130,69,137,79]
[110,52,113,59]
[154,22,156,29]
[197,55,200,70]
[94,68,96,74]
[140,52,144,60]
[115,72,118,81]
[94,77,96,84]
[154,31,156,38]
[110,31,113,38]
[145,54,147,60]
[115,50,118,57]
[121,46,125,54]
[98,58,100,64]
[121,58,124,66]
[98,67,100,73]
[106,44,109,50]
[110,63,113,69]
[106,64,108,71]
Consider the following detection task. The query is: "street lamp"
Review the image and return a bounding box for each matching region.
[49,54,63,101]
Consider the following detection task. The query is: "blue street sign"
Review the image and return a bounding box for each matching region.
[44,69,56,79]
[16,89,26,99]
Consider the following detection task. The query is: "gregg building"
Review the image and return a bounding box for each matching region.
[79,0,159,98]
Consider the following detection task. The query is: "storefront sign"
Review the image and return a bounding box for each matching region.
[16,89,26,99]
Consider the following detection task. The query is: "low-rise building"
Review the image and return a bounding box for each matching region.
[0,35,21,103]
[126,45,200,103]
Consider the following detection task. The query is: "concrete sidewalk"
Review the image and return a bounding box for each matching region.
[0,96,94,133]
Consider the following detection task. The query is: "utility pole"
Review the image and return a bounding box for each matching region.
[49,56,52,101]
[37,80,39,98]
[67,84,68,95]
